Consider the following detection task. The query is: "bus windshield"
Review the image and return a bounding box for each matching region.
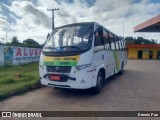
[44,24,93,52]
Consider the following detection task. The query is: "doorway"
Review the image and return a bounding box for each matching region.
[138,50,143,59]
[157,51,160,59]
[149,51,153,59]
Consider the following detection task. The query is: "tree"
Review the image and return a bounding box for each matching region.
[151,39,157,44]
[23,39,40,48]
[125,37,135,44]
[125,36,157,44]
[11,36,20,45]
[135,37,157,44]
[135,37,144,44]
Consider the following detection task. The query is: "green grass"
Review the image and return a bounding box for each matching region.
[0,62,40,100]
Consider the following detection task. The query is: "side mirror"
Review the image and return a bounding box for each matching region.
[47,33,50,39]
[98,26,103,36]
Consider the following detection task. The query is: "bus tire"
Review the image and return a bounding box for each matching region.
[118,62,124,75]
[92,71,104,94]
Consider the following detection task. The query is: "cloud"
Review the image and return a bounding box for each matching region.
[0,18,10,29]
[0,0,160,44]
[0,5,2,12]
[0,1,52,43]
[10,1,51,29]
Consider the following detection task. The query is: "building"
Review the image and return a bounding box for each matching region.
[134,15,160,32]
[127,44,160,59]
[129,15,160,59]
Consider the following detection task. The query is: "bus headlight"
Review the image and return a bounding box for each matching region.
[74,63,92,73]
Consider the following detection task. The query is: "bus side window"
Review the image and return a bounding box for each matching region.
[109,33,115,50]
[114,36,119,50]
[118,39,122,50]
[117,38,121,50]
[120,38,123,50]
[123,40,126,51]
[121,40,125,51]
[113,35,117,50]
[103,30,111,50]
[121,40,123,50]
[94,32,103,46]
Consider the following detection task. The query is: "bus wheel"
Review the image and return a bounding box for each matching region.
[118,62,124,75]
[92,71,104,94]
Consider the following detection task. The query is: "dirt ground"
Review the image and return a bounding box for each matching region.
[0,59,160,120]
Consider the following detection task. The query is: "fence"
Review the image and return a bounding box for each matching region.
[0,45,41,66]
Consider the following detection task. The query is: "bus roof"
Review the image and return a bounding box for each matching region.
[55,22,97,29]
[55,22,123,40]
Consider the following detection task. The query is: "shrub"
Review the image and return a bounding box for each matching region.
[0,77,16,84]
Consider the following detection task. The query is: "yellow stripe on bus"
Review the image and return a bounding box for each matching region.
[43,55,80,62]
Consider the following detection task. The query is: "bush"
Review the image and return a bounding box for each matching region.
[0,77,16,84]
[20,74,35,82]
[0,62,40,100]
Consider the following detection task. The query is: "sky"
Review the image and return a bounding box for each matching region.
[0,0,160,44]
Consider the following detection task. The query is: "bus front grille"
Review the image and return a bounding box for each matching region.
[46,66,72,73]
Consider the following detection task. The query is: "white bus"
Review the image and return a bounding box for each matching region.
[39,22,127,93]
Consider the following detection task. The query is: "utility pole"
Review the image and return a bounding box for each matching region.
[6,32,7,43]
[47,8,59,30]
[123,24,124,38]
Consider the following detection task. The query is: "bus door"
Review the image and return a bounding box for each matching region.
[93,26,105,79]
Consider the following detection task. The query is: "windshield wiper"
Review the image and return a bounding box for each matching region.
[59,46,83,51]
[45,47,59,51]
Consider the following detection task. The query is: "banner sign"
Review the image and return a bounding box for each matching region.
[0,45,41,66]
[43,55,80,66]
[0,111,159,117]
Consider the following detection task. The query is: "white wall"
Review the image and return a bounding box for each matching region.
[0,45,41,66]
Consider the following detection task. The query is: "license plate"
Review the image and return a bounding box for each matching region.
[50,75,60,81]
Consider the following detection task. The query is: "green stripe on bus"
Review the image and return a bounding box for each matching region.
[44,61,78,66]
[113,51,120,71]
